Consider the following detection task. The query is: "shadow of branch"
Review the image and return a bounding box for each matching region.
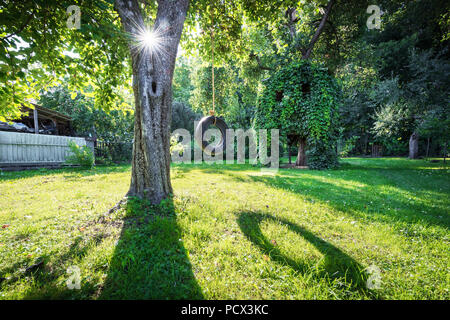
[236,211,381,298]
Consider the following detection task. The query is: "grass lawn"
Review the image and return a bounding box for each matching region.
[0,158,448,299]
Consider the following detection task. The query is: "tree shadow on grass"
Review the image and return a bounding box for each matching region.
[1,198,203,299]
[98,198,203,299]
[2,236,96,299]
[236,211,379,298]
[240,173,449,231]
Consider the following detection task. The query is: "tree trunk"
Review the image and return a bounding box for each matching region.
[444,142,447,164]
[409,131,419,159]
[296,138,307,166]
[115,0,189,204]
[363,133,368,155]
[426,137,430,159]
[288,143,292,164]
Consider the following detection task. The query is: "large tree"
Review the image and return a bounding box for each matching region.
[114,0,189,203]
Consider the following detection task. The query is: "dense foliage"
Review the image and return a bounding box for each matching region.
[39,86,134,142]
[189,62,257,129]
[171,101,200,133]
[255,60,340,169]
[0,0,130,122]
[337,0,449,158]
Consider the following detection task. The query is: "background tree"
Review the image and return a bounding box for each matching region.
[255,60,340,169]
[172,56,194,107]
[171,101,200,134]
[360,0,448,158]
[39,86,134,141]
[335,0,449,158]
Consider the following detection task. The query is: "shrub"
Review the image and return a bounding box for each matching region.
[170,134,185,157]
[66,141,95,168]
[340,136,359,157]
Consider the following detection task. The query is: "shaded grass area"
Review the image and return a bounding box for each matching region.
[99,198,203,299]
[0,158,448,299]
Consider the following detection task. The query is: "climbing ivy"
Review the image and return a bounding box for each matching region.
[254,60,341,169]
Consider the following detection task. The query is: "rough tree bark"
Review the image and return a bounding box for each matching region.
[296,138,307,166]
[409,131,419,159]
[115,0,189,204]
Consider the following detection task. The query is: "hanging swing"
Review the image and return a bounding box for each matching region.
[194,5,228,156]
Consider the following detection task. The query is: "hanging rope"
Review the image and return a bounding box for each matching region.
[193,2,229,155]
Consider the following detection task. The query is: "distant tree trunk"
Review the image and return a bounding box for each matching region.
[444,142,447,164]
[115,0,189,204]
[426,137,430,159]
[288,144,292,164]
[296,138,307,166]
[363,133,368,155]
[409,131,419,159]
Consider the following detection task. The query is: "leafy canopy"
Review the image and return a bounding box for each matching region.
[0,0,316,121]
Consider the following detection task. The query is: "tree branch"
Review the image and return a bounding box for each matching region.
[310,18,340,57]
[302,0,335,59]
[285,7,299,41]
[0,10,34,42]
[249,52,273,71]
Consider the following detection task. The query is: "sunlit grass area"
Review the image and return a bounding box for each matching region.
[0,158,448,299]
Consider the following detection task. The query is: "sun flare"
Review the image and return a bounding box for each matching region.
[139,30,158,49]
[133,25,167,59]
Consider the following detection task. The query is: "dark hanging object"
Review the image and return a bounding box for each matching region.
[194,6,229,156]
[194,116,228,156]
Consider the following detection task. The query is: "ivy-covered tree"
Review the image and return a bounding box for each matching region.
[255,60,340,169]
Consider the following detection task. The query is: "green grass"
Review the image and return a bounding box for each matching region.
[0,158,448,299]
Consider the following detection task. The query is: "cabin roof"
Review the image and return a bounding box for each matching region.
[21,104,72,122]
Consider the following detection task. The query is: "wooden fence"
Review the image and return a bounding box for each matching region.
[0,131,87,169]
